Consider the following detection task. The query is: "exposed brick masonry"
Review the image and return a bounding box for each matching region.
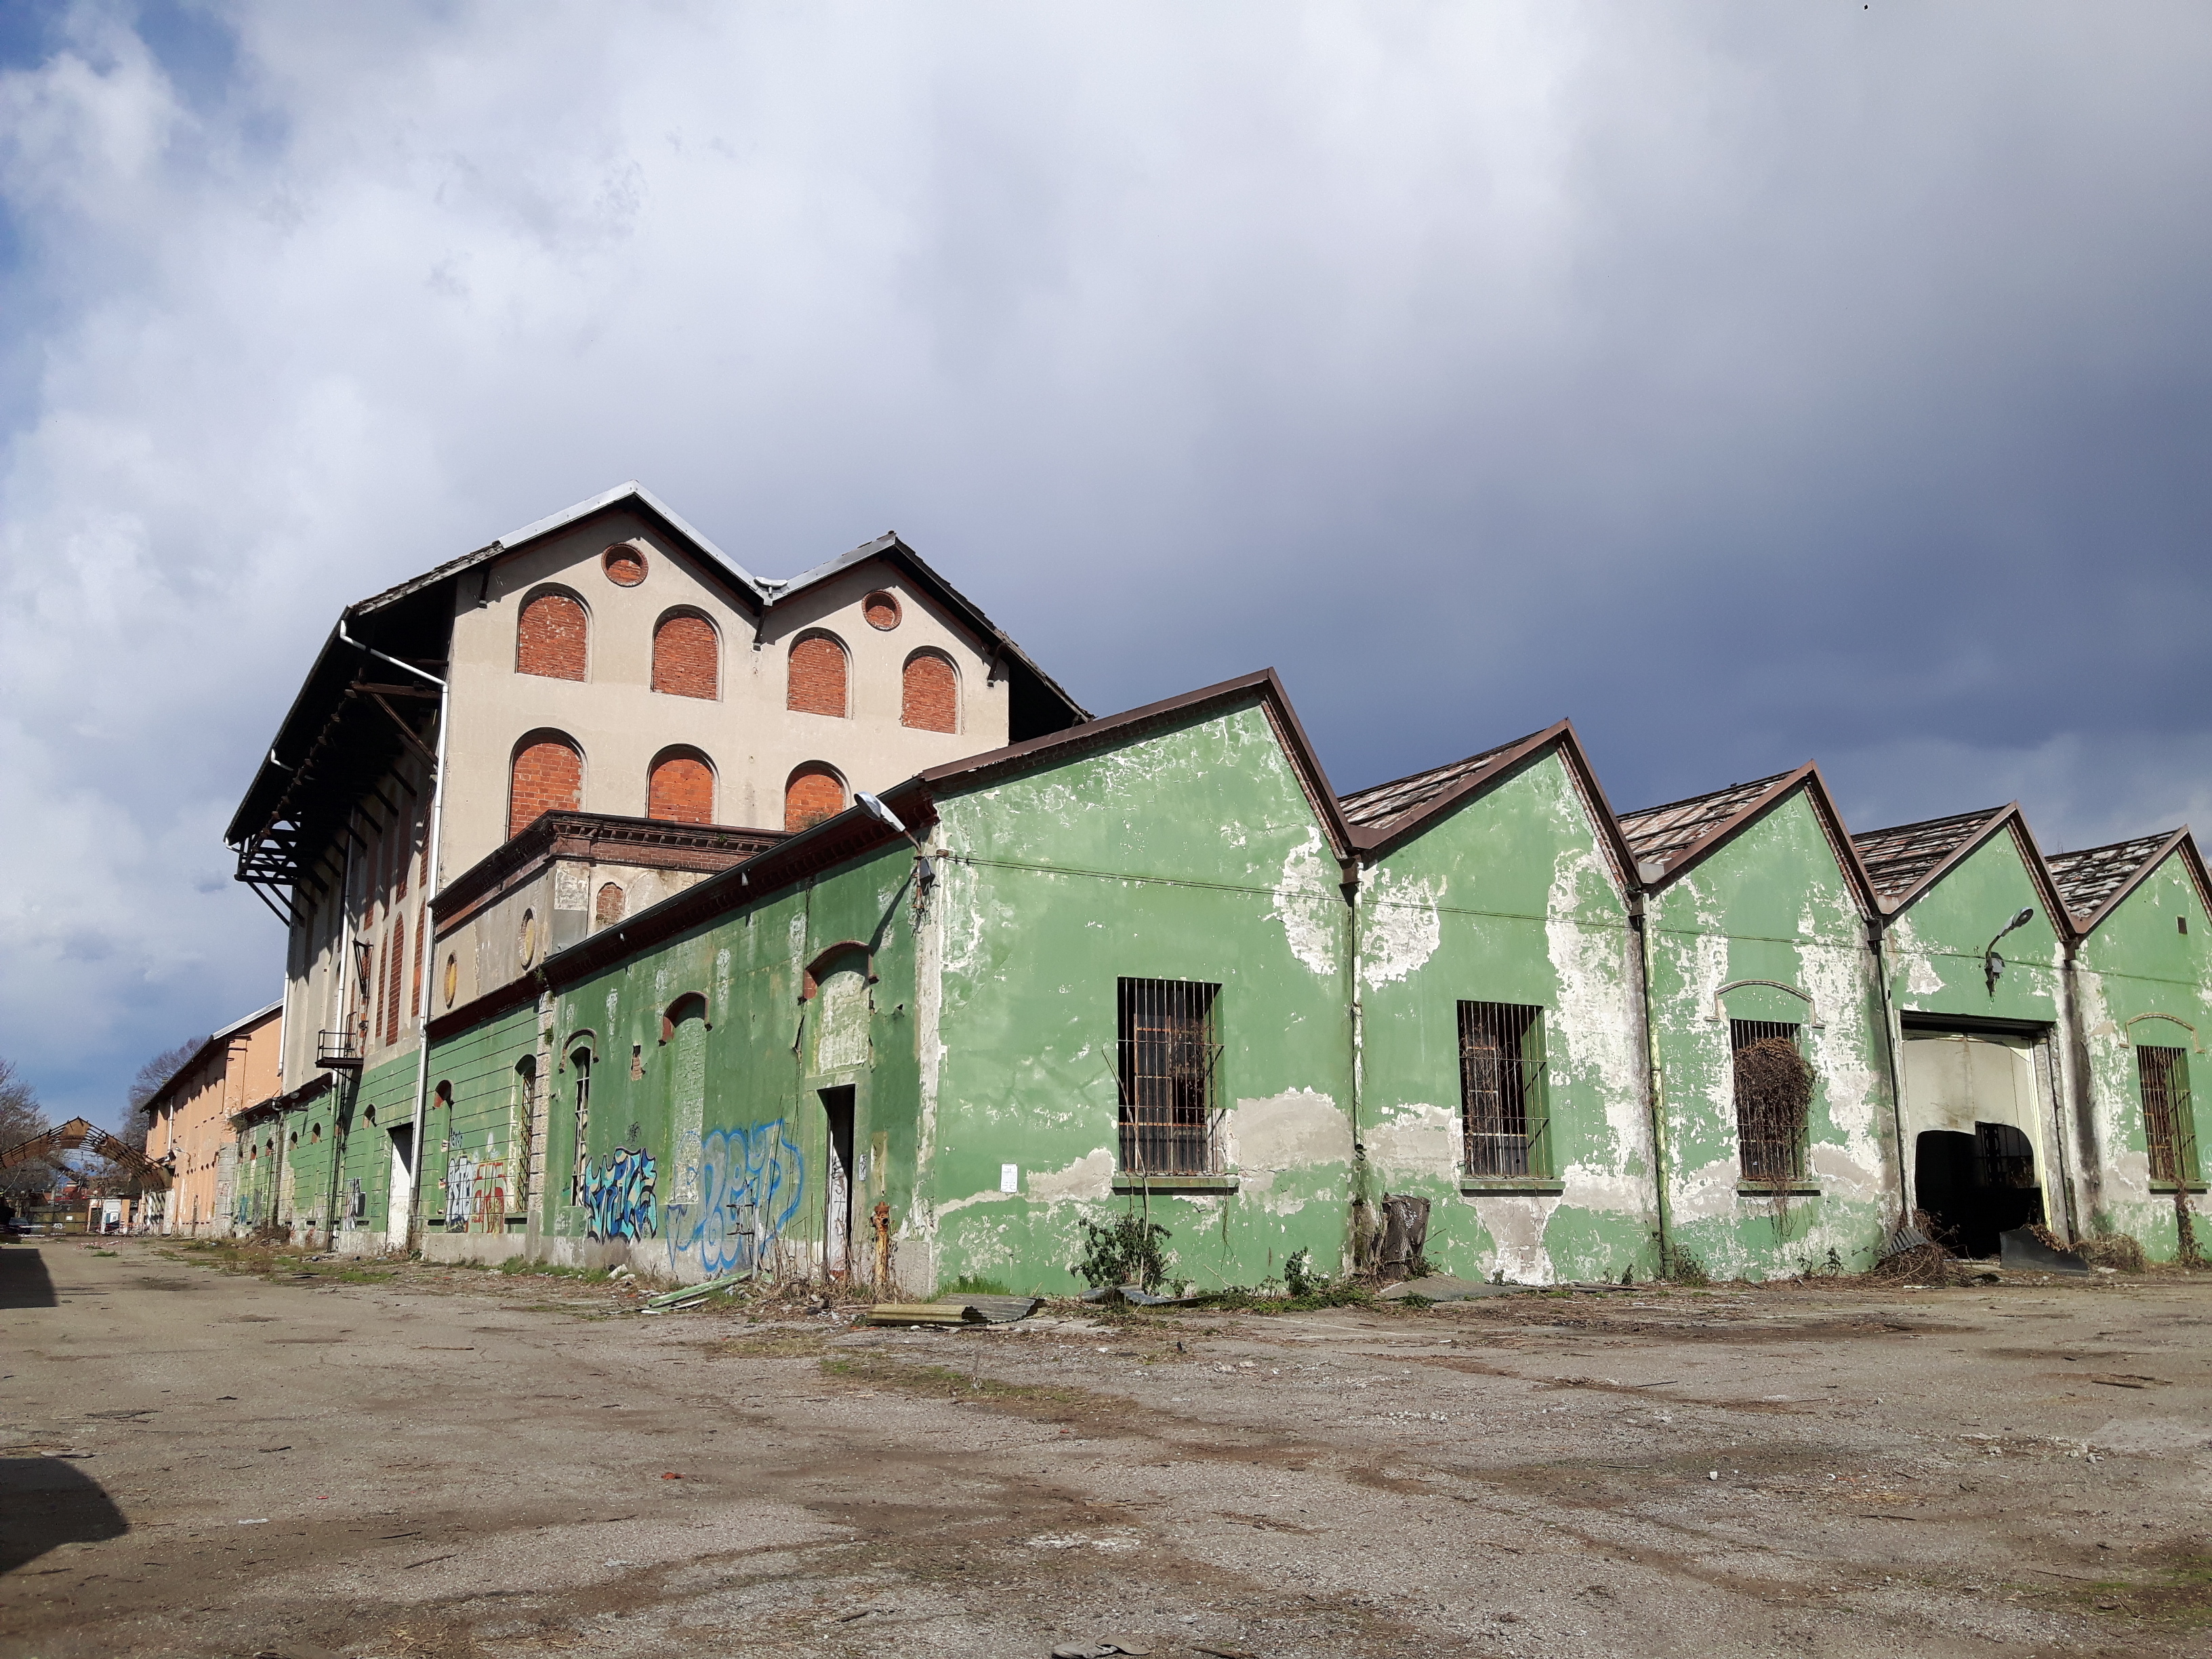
[651,611,718,699]
[647,752,715,825]
[902,650,958,733]
[516,592,588,680]
[785,764,845,832]
[510,737,583,839]
[787,633,848,717]
[596,882,626,924]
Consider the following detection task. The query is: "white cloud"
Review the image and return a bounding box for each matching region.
[2,1,2209,1122]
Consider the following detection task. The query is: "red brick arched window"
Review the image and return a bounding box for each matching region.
[384,916,407,1046]
[508,731,583,839]
[647,747,715,825]
[651,609,718,699]
[787,632,848,717]
[785,764,846,832]
[901,649,958,733]
[515,589,588,680]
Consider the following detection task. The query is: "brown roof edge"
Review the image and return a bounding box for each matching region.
[1636,762,1883,918]
[231,1071,331,1124]
[426,972,545,1044]
[1864,804,2081,943]
[2062,826,2205,938]
[917,666,1356,858]
[1349,720,1594,863]
[432,811,785,934]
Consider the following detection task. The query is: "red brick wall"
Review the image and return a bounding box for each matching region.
[603,545,647,586]
[596,883,626,924]
[785,764,845,831]
[384,916,405,1046]
[787,633,848,716]
[863,590,901,630]
[516,592,588,680]
[901,650,958,733]
[652,611,718,699]
[509,736,583,838]
[647,751,715,825]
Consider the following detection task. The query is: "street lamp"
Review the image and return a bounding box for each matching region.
[856,792,937,897]
[1984,906,2036,995]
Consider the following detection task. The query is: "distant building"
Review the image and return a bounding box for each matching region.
[138,1003,283,1235]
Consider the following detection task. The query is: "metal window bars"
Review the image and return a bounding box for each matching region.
[1730,1019,1809,1183]
[1459,1002,1549,1177]
[2137,1045,2200,1186]
[1117,978,1224,1176]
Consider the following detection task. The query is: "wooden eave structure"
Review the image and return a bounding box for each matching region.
[432,811,787,937]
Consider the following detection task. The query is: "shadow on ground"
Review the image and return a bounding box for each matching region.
[0,1460,129,1574]
[0,1248,56,1309]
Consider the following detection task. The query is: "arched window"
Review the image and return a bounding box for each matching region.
[595,882,626,925]
[508,731,583,839]
[787,631,849,717]
[651,609,718,699]
[384,916,406,1046]
[515,589,588,680]
[785,763,846,832]
[647,747,715,825]
[901,649,959,733]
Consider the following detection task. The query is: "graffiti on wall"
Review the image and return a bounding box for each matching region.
[665,1122,806,1277]
[581,1146,658,1241]
[445,1147,509,1234]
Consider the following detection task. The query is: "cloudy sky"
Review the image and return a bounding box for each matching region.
[3,1,2209,1129]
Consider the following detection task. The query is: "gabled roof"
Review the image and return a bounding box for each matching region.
[228,485,1088,905]
[1333,720,1639,888]
[138,1001,283,1118]
[2045,829,2207,935]
[1618,764,1880,912]
[1851,804,2076,933]
[527,669,1355,991]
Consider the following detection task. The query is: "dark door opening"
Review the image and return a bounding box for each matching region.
[819,1086,855,1279]
[1914,1122,2044,1257]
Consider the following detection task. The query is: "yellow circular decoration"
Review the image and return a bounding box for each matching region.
[443,953,459,1008]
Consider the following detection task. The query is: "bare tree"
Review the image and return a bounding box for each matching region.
[123,1037,205,1155]
[1,1055,59,1202]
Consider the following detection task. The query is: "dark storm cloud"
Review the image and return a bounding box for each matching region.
[2,1,2209,1126]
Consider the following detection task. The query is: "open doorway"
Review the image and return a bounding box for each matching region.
[1914,1122,2044,1257]
[384,1123,415,1243]
[819,1086,855,1279]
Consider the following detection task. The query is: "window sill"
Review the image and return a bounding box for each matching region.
[1112,1174,1237,1194]
[1737,1180,1822,1197]
[2149,1182,2208,1194]
[1460,1179,1564,1197]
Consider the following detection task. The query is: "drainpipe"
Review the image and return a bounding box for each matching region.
[1340,857,1366,1273]
[2055,940,2099,1237]
[1868,916,1911,1235]
[1629,892,1673,1278]
[337,617,449,1254]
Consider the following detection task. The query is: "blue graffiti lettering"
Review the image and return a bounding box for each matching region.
[581,1146,657,1242]
[667,1122,805,1277]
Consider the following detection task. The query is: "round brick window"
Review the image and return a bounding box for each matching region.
[443,953,458,1008]
[602,544,649,587]
[518,908,539,968]
[863,590,901,630]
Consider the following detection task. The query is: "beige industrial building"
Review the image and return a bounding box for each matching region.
[138,1002,283,1235]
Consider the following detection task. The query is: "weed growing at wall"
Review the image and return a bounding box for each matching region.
[1072,1211,1172,1293]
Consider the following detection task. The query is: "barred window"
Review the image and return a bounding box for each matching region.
[2137,1044,2200,1187]
[1731,1019,1810,1183]
[1459,1002,1549,1177]
[1116,978,1223,1176]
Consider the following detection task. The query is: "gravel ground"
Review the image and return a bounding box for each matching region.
[2,1236,2209,1658]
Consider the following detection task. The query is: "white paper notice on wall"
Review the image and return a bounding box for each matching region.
[1000,1163,1019,1193]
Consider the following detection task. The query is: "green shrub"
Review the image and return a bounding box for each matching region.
[1072,1211,1172,1293]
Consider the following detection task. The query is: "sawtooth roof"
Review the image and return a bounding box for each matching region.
[2045,834,2179,926]
[1851,806,2009,906]
[1617,771,1798,874]
[1336,729,1548,836]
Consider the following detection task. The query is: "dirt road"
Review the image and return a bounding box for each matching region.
[3,1238,2208,1658]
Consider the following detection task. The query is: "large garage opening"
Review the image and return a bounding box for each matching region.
[1899,1021,2058,1258]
